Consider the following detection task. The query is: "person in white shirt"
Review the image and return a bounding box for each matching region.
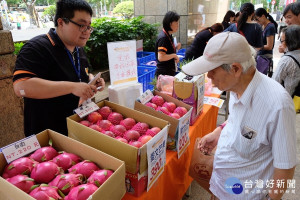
[182,32,297,200]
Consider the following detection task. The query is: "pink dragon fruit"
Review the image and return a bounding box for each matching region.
[120,118,136,130]
[29,146,58,162]
[162,102,177,113]
[109,124,126,137]
[129,141,143,148]
[87,169,114,187]
[151,95,165,106]
[123,130,140,141]
[145,102,158,110]
[115,136,128,144]
[131,122,149,135]
[79,120,91,127]
[64,184,98,200]
[96,120,113,131]
[30,161,61,183]
[68,160,99,179]
[49,174,83,195]
[138,135,153,145]
[2,157,37,179]
[156,106,170,115]
[6,175,35,194]
[173,106,188,117]
[29,185,62,200]
[98,106,112,119]
[52,152,81,171]
[145,129,157,137]
[150,127,161,134]
[107,112,124,125]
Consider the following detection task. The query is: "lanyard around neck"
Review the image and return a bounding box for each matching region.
[66,47,81,82]
[163,29,176,52]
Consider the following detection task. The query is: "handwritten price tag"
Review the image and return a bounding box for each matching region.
[2,135,41,163]
[203,96,224,108]
[177,109,191,158]
[147,126,168,191]
[138,89,154,105]
[74,102,99,118]
[150,157,163,182]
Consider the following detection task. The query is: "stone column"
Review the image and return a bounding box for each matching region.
[0,20,25,148]
[134,0,229,47]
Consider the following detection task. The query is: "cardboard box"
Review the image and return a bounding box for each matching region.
[173,72,205,125]
[67,100,170,174]
[0,129,126,200]
[134,90,193,150]
[125,170,147,197]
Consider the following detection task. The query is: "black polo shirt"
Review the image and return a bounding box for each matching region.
[13,28,89,137]
[185,30,213,60]
[155,30,176,76]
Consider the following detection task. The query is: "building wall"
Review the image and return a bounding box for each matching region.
[0,19,25,148]
[134,0,230,47]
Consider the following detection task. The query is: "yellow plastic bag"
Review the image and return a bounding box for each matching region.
[293,95,300,114]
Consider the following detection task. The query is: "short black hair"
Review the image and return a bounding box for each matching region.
[283,25,300,51]
[54,0,93,27]
[283,2,300,17]
[163,11,180,32]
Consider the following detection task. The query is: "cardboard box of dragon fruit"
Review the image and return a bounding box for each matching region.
[67,100,170,175]
[173,72,205,125]
[0,129,126,200]
[134,90,193,151]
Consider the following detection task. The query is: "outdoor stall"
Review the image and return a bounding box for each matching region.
[123,93,220,200]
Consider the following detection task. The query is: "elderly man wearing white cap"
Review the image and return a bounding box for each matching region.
[183,32,297,200]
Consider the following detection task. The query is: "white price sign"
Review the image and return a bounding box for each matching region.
[147,127,168,191]
[203,96,224,108]
[74,101,99,118]
[138,89,154,105]
[2,135,41,163]
[177,110,191,158]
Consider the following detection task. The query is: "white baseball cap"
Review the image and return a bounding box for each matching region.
[182,32,253,75]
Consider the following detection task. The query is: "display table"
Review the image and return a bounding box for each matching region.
[123,94,220,200]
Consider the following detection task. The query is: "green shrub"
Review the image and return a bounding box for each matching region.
[14,42,24,55]
[113,1,134,19]
[85,16,159,71]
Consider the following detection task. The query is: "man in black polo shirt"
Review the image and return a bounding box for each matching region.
[13,0,105,137]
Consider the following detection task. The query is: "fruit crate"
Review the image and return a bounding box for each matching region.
[137,51,156,65]
[137,66,156,92]
[177,48,186,54]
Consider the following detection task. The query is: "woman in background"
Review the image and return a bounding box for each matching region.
[225,3,263,49]
[184,23,224,61]
[222,10,236,29]
[155,11,181,77]
[272,25,300,96]
[255,7,278,76]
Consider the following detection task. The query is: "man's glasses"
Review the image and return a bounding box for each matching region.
[63,18,94,33]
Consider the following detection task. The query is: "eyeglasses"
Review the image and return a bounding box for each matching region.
[63,18,94,33]
[280,39,285,43]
